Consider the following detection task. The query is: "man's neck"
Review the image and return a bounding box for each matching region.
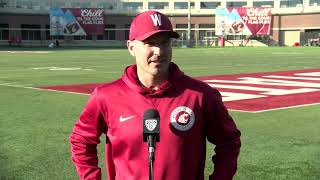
[137,71,168,88]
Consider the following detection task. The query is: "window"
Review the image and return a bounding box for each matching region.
[105,25,116,40]
[176,24,195,28]
[97,2,114,9]
[0,0,8,8]
[74,36,86,40]
[199,24,215,29]
[199,24,215,41]
[148,2,169,9]
[226,34,247,40]
[16,0,33,9]
[253,1,274,7]
[45,25,51,40]
[310,0,320,6]
[176,24,195,40]
[51,1,64,8]
[174,2,195,9]
[200,2,221,9]
[125,24,130,40]
[73,35,92,40]
[175,2,188,9]
[0,24,9,40]
[71,2,90,8]
[227,1,247,7]
[21,24,41,40]
[80,3,91,8]
[280,0,303,8]
[97,24,116,40]
[85,35,92,40]
[123,2,143,10]
[71,2,80,7]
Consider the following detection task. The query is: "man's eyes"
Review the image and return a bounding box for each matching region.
[144,41,170,46]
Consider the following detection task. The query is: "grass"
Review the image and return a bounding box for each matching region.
[0,47,320,179]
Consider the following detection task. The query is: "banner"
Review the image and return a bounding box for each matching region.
[49,7,104,36]
[215,7,271,36]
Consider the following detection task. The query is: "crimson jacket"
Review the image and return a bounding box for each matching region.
[70,63,241,180]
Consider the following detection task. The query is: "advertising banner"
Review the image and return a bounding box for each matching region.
[49,7,104,36]
[215,7,272,36]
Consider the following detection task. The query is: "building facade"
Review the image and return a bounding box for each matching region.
[0,0,319,46]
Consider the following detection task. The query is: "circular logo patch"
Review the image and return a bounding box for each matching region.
[170,106,195,131]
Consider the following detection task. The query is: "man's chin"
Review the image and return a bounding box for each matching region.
[150,67,169,77]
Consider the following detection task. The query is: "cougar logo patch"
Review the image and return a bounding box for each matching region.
[170,106,195,131]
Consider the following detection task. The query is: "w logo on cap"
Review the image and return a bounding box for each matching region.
[150,14,162,26]
[129,10,179,41]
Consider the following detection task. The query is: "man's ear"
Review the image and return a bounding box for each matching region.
[127,40,135,57]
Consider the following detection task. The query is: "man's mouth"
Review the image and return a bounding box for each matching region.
[149,59,166,64]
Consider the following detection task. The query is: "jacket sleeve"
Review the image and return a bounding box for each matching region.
[105,137,116,180]
[204,88,241,180]
[70,88,107,180]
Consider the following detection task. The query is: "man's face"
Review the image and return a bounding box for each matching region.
[128,33,172,78]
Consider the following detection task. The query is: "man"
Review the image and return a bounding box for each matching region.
[70,10,241,180]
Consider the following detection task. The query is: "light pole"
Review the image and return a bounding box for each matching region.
[187,0,191,47]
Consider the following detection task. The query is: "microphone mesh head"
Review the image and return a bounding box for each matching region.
[143,109,160,142]
[143,109,160,120]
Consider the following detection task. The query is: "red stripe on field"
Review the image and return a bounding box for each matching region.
[224,92,320,112]
[196,68,320,81]
[39,83,99,94]
[37,68,320,112]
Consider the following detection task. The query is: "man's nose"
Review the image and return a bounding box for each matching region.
[152,46,162,56]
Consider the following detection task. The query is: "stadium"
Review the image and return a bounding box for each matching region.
[0,1,320,180]
[0,0,320,47]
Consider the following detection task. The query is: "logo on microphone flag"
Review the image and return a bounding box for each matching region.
[145,119,157,131]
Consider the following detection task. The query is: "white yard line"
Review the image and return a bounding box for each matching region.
[0,51,50,54]
[0,83,89,96]
[229,102,320,113]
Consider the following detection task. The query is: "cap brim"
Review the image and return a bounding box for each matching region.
[134,30,180,41]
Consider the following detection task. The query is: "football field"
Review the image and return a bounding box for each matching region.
[0,47,319,179]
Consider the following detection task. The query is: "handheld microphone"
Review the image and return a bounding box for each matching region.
[143,109,160,142]
[143,109,160,180]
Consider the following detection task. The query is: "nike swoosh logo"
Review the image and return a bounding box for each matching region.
[119,115,136,122]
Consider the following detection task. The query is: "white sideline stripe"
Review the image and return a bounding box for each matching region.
[183,66,212,69]
[264,75,320,81]
[0,83,89,96]
[0,71,120,79]
[271,52,304,55]
[0,82,19,85]
[0,51,50,54]
[103,49,125,52]
[229,102,320,113]
[34,88,90,96]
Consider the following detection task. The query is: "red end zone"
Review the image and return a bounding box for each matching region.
[38,69,320,113]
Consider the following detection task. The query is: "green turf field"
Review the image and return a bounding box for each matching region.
[0,47,319,179]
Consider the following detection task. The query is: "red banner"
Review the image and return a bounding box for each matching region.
[215,7,272,36]
[50,8,104,36]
